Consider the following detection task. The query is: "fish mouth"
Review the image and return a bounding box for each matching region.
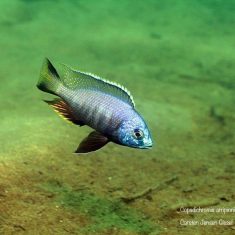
[137,142,153,149]
[140,145,152,149]
[141,139,153,149]
[126,140,153,149]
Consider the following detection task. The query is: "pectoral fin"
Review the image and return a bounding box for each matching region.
[75,131,109,154]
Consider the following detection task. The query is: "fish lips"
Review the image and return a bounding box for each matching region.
[140,139,153,149]
[133,141,153,149]
[139,144,152,149]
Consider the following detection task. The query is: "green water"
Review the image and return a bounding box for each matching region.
[0,0,234,234]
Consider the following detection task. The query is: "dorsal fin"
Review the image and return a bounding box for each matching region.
[44,98,84,126]
[59,64,135,107]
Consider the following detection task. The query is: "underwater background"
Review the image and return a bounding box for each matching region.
[0,0,235,234]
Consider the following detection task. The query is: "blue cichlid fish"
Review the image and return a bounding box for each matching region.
[37,58,152,153]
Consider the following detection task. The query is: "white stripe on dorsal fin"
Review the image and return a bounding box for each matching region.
[59,64,135,107]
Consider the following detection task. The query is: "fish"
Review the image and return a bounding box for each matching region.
[37,58,153,153]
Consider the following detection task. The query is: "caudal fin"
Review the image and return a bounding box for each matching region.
[37,58,61,95]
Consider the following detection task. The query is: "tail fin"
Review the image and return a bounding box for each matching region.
[37,58,61,95]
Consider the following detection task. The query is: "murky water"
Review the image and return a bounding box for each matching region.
[0,0,234,234]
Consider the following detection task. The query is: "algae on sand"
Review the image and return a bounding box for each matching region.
[42,182,159,234]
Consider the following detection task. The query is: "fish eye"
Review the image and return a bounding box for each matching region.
[133,128,144,140]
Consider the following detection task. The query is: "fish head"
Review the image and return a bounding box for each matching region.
[115,115,152,149]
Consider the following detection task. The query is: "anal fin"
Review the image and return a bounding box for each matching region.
[44,98,84,126]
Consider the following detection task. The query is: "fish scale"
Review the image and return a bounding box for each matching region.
[64,89,131,134]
